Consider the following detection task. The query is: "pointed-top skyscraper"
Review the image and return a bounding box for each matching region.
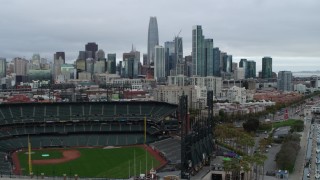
[147,16,159,66]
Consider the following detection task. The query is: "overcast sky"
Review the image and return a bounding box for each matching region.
[0,0,319,72]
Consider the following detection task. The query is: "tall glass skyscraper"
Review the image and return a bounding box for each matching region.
[54,52,65,64]
[192,25,205,76]
[154,46,165,81]
[174,37,183,64]
[205,39,213,76]
[278,71,292,91]
[222,54,232,73]
[164,41,175,76]
[85,42,98,59]
[262,57,272,79]
[247,60,256,78]
[107,53,116,74]
[123,46,140,79]
[213,48,221,77]
[147,17,159,66]
[0,58,6,78]
[239,59,248,78]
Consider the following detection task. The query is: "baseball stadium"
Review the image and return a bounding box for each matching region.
[0,101,181,179]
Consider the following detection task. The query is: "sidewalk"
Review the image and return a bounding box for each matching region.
[289,118,311,180]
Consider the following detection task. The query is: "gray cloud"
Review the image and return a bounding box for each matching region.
[0,0,319,72]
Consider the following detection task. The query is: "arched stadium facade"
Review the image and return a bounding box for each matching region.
[0,101,178,175]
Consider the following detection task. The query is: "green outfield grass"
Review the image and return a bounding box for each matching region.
[17,146,161,178]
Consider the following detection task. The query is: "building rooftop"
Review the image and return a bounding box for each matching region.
[274,126,290,138]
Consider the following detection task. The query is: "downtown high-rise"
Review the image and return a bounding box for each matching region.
[164,41,175,77]
[247,60,256,78]
[123,47,140,79]
[192,25,205,76]
[240,59,256,78]
[154,45,165,81]
[147,17,159,66]
[278,71,292,91]
[204,39,214,76]
[213,48,221,76]
[0,58,6,78]
[262,57,272,79]
[107,54,116,74]
[85,42,98,59]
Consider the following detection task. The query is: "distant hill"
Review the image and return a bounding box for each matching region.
[293,70,320,73]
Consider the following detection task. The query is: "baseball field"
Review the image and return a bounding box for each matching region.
[15,146,163,178]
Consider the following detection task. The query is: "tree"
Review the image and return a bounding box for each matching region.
[242,118,260,133]
[275,133,301,172]
[223,159,233,180]
[253,153,267,180]
[242,155,255,180]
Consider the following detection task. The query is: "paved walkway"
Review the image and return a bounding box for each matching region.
[310,124,317,180]
[289,118,311,180]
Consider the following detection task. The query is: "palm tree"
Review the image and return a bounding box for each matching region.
[223,159,233,180]
[253,153,267,180]
[242,155,254,180]
[240,156,252,180]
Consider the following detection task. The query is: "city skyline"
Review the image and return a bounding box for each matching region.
[0,0,319,72]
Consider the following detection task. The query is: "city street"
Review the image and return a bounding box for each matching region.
[264,143,281,174]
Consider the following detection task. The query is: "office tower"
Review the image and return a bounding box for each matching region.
[234,67,245,80]
[175,37,184,75]
[147,17,159,65]
[164,41,175,76]
[85,42,98,59]
[39,58,49,70]
[61,64,75,82]
[86,58,94,75]
[143,54,148,66]
[13,57,28,76]
[40,58,47,65]
[126,58,135,79]
[94,60,105,74]
[247,60,256,78]
[117,61,123,76]
[54,52,65,63]
[76,59,86,78]
[219,52,225,74]
[232,63,238,72]
[278,71,292,91]
[176,62,186,76]
[213,48,221,77]
[239,59,248,78]
[123,47,140,78]
[175,37,183,64]
[262,57,272,79]
[192,25,205,76]
[205,39,213,76]
[154,46,165,80]
[96,49,105,60]
[78,51,86,60]
[53,52,66,81]
[32,54,40,66]
[107,53,116,74]
[185,55,193,77]
[222,54,232,73]
[0,58,6,78]
[239,59,247,68]
[85,51,93,59]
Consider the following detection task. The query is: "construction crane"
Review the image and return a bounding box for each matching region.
[176,29,182,38]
